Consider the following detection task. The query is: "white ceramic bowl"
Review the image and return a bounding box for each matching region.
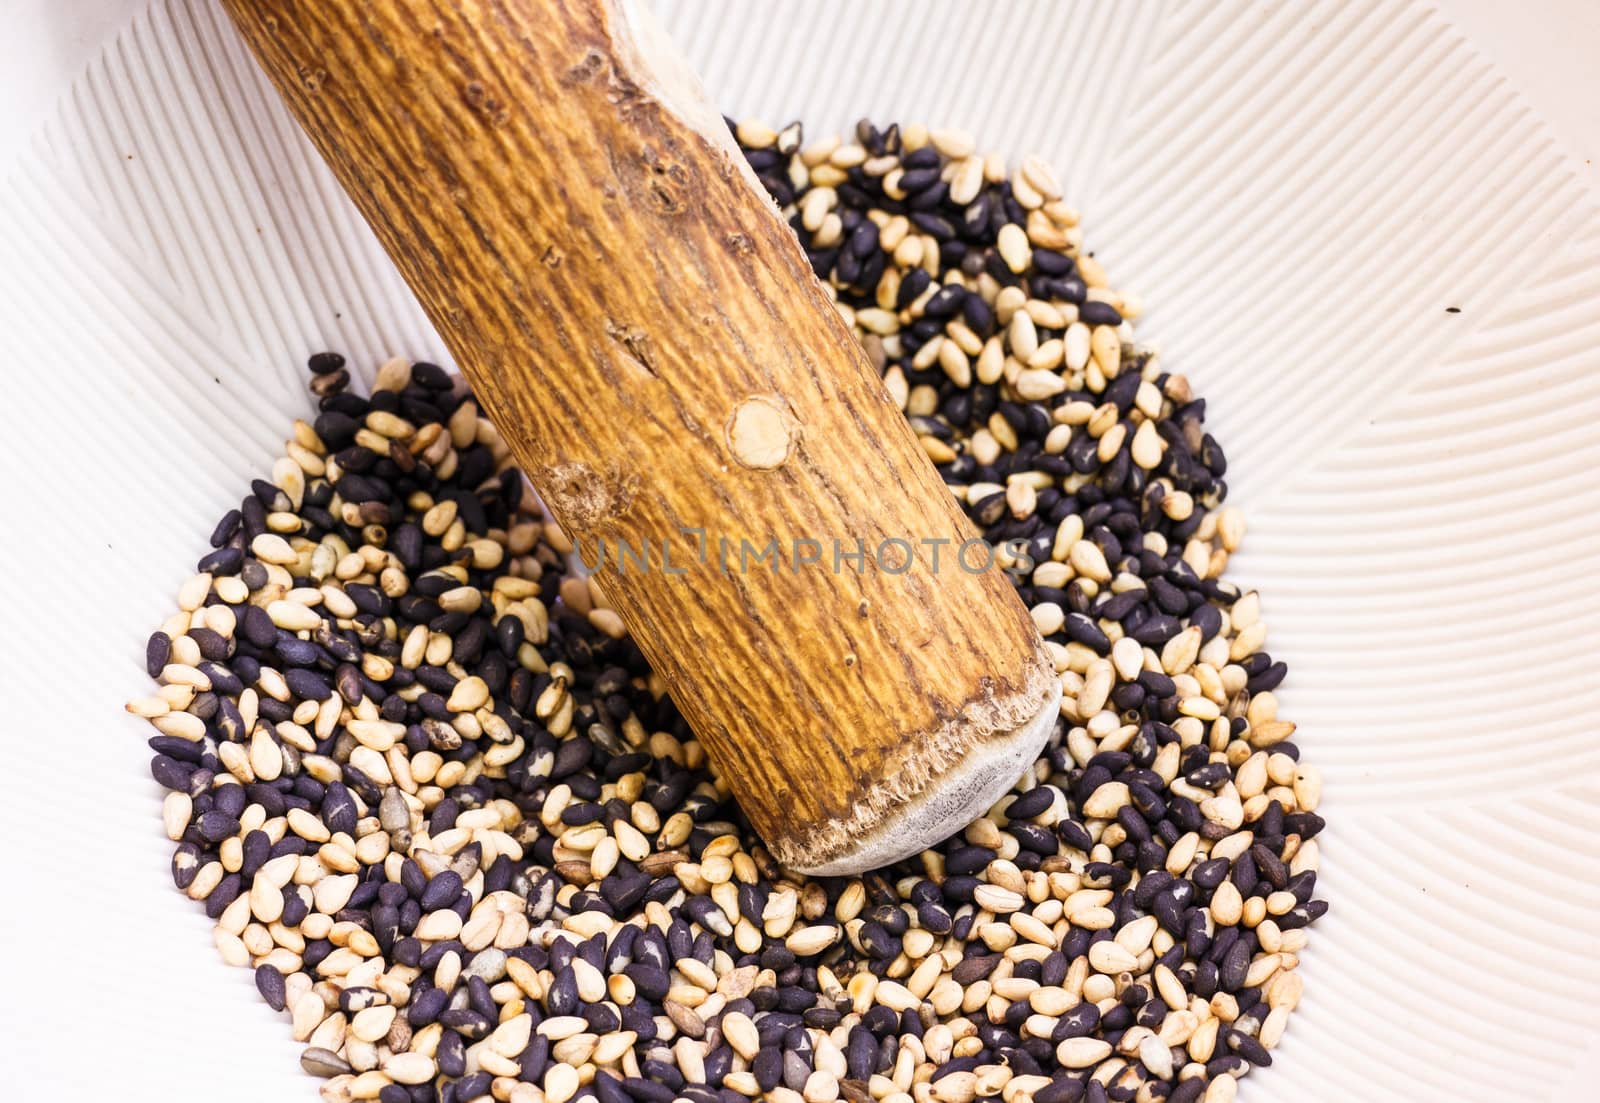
[2,3,1596,1101]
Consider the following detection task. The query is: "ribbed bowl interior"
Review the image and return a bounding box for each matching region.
[1,2,1596,1100]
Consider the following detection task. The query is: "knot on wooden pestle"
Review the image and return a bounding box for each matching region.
[726,396,801,470]
[540,460,635,528]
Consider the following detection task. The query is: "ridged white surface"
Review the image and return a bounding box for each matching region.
[1,2,1597,1100]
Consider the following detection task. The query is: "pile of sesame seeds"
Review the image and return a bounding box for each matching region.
[130,119,1325,1103]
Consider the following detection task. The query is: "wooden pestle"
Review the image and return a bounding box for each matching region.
[220,0,1060,874]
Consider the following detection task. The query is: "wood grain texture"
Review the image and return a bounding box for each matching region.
[218,0,1053,870]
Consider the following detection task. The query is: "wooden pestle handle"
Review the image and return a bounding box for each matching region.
[220,0,1059,873]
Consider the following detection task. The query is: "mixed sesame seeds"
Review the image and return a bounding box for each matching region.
[131,119,1325,1103]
